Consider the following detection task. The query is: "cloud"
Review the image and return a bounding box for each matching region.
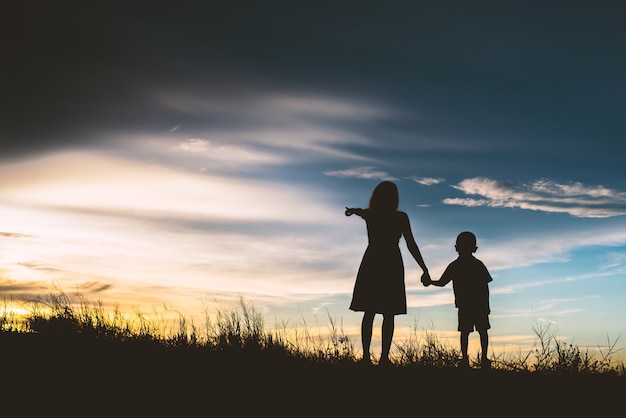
[407,176,445,186]
[171,138,285,169]
[156,89,396,122]
[176,138,210,153]
[443,177,626,218]
[442,197,490,207]
[493,230,626,272]
[151,88,401,162]
[263,94,397,120]
[0,232,34,238]
[601,251,626,273]
[322,166,396,180]
[0,150,339,225]
[181,128,372,162]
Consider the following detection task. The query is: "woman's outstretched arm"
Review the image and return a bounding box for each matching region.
[345,207,366,218]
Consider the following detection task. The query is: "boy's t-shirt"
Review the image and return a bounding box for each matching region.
[440,255,492,313]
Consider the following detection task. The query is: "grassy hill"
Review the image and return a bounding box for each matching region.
[1,295,624,415]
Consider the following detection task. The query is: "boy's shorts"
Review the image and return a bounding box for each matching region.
[458,307,490,333]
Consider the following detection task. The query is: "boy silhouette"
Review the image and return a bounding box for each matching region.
[429,231,492,369]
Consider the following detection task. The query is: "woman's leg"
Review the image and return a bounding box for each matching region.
[381,314,395,363]
[361,311,375,362]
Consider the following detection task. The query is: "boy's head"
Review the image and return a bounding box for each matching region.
[455,231,477,255]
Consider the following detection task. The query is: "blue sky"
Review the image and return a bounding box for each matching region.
[2,1,625,361]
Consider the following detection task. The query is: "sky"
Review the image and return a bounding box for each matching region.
[2,1,626,361]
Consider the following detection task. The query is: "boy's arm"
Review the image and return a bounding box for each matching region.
[430,265,453,287]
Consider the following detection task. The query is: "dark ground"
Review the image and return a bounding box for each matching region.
[2,332,624,416]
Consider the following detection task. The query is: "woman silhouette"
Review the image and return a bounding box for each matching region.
[345,181,430,365]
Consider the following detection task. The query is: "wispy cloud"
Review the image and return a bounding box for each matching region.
[0,231,34,238]
[0,151,339,225]
[407,176,445,186]
[322,166,396,180]
[187,128,373,162]
[263,94,397,120]
[176,138,210,153]
[601,251,626,272]
[443,177,626,218]
[156,89,396,122]
[152,89,398,162]
[172,138,285,169]
[420,223,626,282]
[443,197,490,207]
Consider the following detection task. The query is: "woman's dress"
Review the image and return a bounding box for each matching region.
[349,210,407,315]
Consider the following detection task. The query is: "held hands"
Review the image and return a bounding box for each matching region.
[420,271,432,287]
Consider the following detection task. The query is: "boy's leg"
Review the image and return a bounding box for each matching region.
[460,331,470,366]
[361,312,375,363]
[479,330,489,359]
[381,314,395,364]
[458,308,470,367]
[460,331,469,358]
[479,330,490,368]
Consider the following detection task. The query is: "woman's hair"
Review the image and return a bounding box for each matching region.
[368,181,399,211]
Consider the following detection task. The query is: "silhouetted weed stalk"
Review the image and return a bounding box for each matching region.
[395,319,463,368]
[1,292,623,375]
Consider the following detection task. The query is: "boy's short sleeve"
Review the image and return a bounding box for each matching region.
[476,260,493,283]
[480,260,493,284]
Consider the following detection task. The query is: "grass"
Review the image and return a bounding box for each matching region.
[1,291,625,415]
